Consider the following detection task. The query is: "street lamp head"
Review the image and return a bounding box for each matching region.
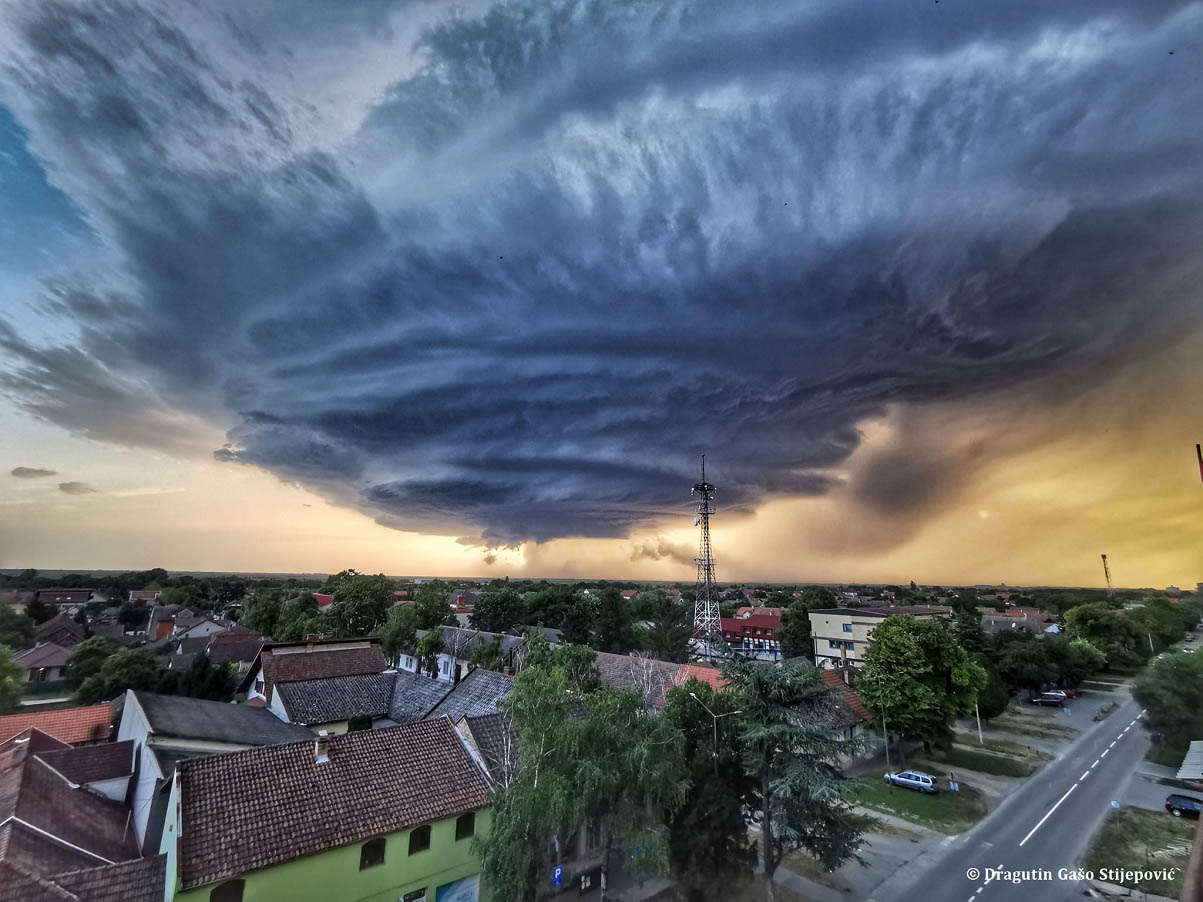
[689,692,698,699]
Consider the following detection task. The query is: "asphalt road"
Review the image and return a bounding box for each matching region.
[878,694,1153,902]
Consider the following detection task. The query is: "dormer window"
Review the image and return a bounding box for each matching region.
[359,837,386,870]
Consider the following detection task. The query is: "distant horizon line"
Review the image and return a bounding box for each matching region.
[0,567,1163,592]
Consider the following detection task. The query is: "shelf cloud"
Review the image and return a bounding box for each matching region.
[1,0,1201,548]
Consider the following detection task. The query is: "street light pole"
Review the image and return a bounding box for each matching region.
[689,692,741,774]
[975,702,984,745]
[882,711,890,769]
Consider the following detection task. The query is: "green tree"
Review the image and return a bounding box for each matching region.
[858,616,986,758]
[412,581,453,630]
[239,590,283,637]
[662,679,759,899]
[520,633,601,692]
[641,597,694,663]
[469,635,505,672]
[416,630,444,677]
[971,654,1010,722]
[0,607,35,650]
[560,594,598,646]
[275,593,324,642]
[475,660,688,901]
[1065,603,1149,669]
[777,605,813,660]
[328,574,394,636]
[470,588,526,634]
[24,597,53,625]
[952,602,989,654]
[721,655,871,898]
[67,636,119,684]
[172,655,237,701]
[593,588,636,653]
[0,646,23,713]
[523,584,576,628]
[1133,652,1203,764]
[991,633,1051,694]
[380,604,420,661]
[319,568,361,593]
[116,600,148,629]
[77,649,163,704]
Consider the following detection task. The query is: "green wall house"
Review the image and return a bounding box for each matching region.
[160,719,492,902]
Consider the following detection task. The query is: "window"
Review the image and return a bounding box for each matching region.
[842,623,853,633]
[408,825,431,854]
[210,880,244,902]
[828,639,841,649]
[456,812,475,840]
[359,837,386,870]
[844,641,854,650]
[402,891,427,902]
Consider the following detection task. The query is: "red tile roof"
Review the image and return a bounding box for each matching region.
[0,730,139,876]
[35,741,134,785]
[820,670,870,721]
[259,644,386,690]
[176,719,489,888]
[0,706,113,746]
[313,593,333,607]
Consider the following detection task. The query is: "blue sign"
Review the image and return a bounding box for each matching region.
[552,866,563,888]
[1111,800,1121,809]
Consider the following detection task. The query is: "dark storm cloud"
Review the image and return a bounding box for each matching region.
[2,0,1202,543]
[58,481,97,494]
[11,466,57,478]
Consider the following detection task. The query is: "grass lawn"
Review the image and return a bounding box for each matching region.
[1082,807,1196,899]
[20,681,73,698]
[852,777,988,834]
[1080,680,1120,692]
[925,745,1035,777]
[953,732,1052,761]
[727,877,809,902]
[991,709,1078,740]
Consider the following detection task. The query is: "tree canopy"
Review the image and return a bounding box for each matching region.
[0,646,23,713]
[470,588,526,634]
[857,616,986,754]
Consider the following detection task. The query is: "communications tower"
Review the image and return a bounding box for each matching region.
[692,455,720,654]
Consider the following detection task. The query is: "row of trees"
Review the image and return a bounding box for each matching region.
[477,638,868,901]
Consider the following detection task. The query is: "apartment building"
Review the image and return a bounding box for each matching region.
[808,606,947,669]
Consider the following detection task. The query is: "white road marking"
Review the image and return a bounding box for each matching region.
[1092,759,1100,768]
[1123,726,1130,734]
[1130,719,1137,726]
[1019,783,1078,847]
[1101,748,1109,758]
[1109,741,1116,749]
[968,896,976,902]
[1080,770,1091,781]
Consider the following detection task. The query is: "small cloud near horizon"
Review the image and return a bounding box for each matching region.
[11,466,57,478]
[58,481,97,495]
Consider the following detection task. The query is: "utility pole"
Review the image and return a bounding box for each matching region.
[882,711,890,769]
[975,702,984,745]
[691,455,720,657]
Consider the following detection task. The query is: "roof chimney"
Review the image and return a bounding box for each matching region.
[306,634,316,650]
[314,730,330,765]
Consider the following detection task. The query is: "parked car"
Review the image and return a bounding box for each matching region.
[1186,635,1195,643]
[884,770,938,793]
[1029,694,1065,707]
[1044,689,1077,699]
[1185,648,1196,654]
[1165,794,1203,818]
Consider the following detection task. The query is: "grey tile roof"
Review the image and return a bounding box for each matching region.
[33,615,84,644]
[425,627,525,662]
[426,669,513,721]
[177,637,211,655]
[388,671,455,723]
[0,861,78,902]
[131,692,312,746]
[276,672,397,725]
[53,855,166,902]
[463,714,516,783]
[176,719,489,888]
[35,741,133,785]
[13,644,73,669]
[594,651,680,708]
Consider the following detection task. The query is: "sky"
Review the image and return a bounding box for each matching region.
[1,0,1202,587]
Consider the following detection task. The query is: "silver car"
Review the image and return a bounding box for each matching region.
[884,770,938,793]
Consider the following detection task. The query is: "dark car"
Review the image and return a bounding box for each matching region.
[1166,795,1202,818]
[1029,693,1065,707]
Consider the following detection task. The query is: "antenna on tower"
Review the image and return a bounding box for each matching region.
[691,454,720,657]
